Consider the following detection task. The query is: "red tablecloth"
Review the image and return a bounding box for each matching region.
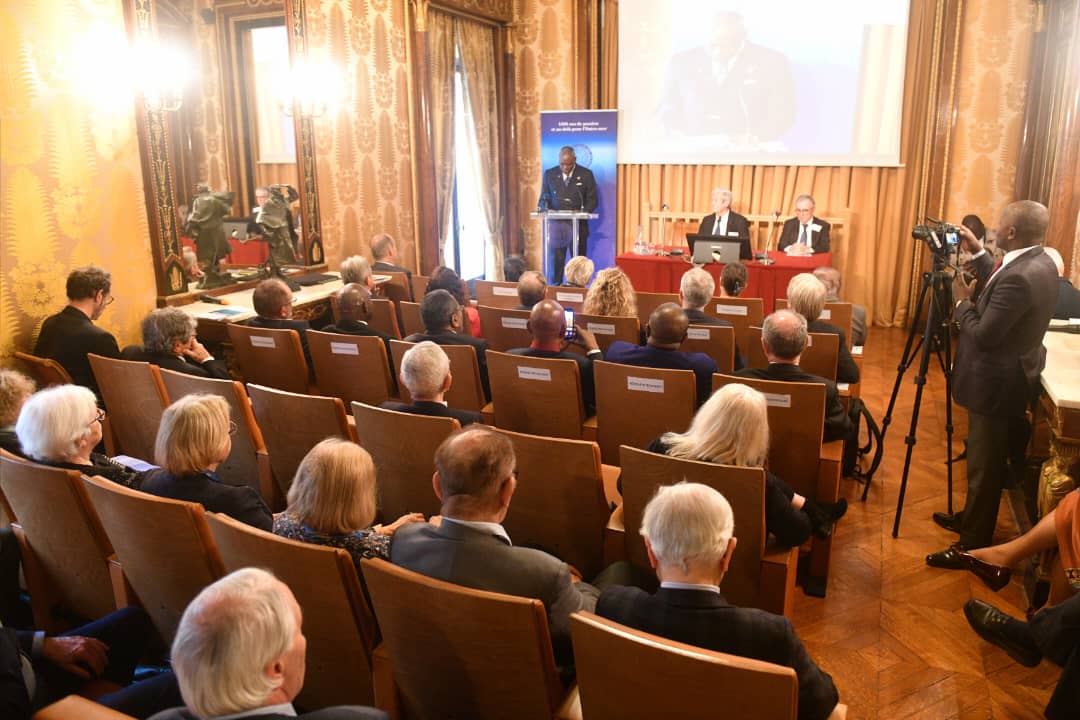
[616,251,832,314]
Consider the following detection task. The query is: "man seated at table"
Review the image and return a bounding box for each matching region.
[699,188,752,260]
[122,307,230,379]
[515,270,548,310]
[813,266,867,346]
[605,303,719,407]
[508,300,602,415]
[404,289,491,400]
[679,268,744,370]
[245,278,311,364]
[381,342,483,426]
[323,283,394,353]
[779,195,830,255]
[787,273,859,384]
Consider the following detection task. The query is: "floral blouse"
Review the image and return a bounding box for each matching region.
[272,512,390,566]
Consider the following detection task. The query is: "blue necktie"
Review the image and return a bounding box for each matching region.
[798,224,807,245]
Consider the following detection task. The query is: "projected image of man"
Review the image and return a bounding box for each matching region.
[656,11,795,142]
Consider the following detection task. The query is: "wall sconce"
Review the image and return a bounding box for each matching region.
[131,41,192,113]
[280,59,344,119]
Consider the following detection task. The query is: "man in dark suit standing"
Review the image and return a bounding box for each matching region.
[699,188,752,260]
[381,342,483,426]
[121,308,230,379]
[33,266,121,398]
[322,283,394,354]
[927,201,1059,565]
[405,289,491,400]
[537,146,598,284]
[244,278,312,364]
[679,267,744,369]
[370,233,412,287]
[778,195,831,254]
[597,483,841,720]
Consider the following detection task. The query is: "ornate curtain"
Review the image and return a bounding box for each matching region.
[428,10,457,261]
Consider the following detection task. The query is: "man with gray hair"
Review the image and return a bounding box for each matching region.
[515,270,548,310]
[678,267,744,369]
[597,483,842,720]
[813,266,867,346]
[122,307,230,379]
[380,341,482,426]
[779,194,831,253]
[150,568,384,720]
[699,188,751,259]
[340,255,376,290]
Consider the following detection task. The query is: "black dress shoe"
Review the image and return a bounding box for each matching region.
[963,599,1041,667]
[926,543,968,569]
[932,511,963,534]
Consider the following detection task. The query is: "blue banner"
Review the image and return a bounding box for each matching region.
[539,110,618,281]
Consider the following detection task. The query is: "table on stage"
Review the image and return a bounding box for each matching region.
[616,251,832,314]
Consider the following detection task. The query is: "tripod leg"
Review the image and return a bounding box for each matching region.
[940,298,956,516]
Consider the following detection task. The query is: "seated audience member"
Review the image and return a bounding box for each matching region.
[340,255,376,290]
[33,266,120,398]
[584,267,637,318]
[151,568,386,720]
[404,289,490,400]
[515,270,548,310]
[0,369,34,456]
[245,278,312,363]
[508,300,602,415]
[141,394,272,531]
[719,261,748,298]
[813,266,867,346]
[597,483,843,720]
[735,310,853,443]
[779,194,831,254]
[390,427,602,669]
[181,246,203,282]
[323,283,394,351]
[679,267,744,369]
[1044,247,1080,320]
[274,438,423,567]
[426,266,480,337]
[502,254,527,282]
[786,273,860,384]
[563,256,595,288]
[605,303,719,407]
[122,307,230,379]
[15,385,143,488]
[371,232,412,283]
[381,342,484,426]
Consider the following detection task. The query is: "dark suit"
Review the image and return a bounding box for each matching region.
[684,310,745,370]
[735,363,852,442]
[373,261,413,297]
[807,319,859,384]
[537,163,599,283]
[1028,584,1080,720]
[404,331,491,400]
[323,318,394,353]
[951,248,1058,549]
[507,347,600,415]
[778,217,831,254]
[245,316,312,365]
[1054,277,1080,320]
[604,341,719,407]
[597,586,839,720]
[120,346,230,380]
[699,211,752,259]
[149,707,387,720]
[140,469,272,532]
[391,519,598,670]
[379,400,483,427]
[33,306,120,398]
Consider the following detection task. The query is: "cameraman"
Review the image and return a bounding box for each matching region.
[926,201,1059,568]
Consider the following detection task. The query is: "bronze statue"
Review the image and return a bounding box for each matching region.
[256,184,299,267]
[184,183,234,289]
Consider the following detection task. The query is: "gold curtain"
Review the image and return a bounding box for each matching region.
[606,0,948,328]
[428,10,456,262]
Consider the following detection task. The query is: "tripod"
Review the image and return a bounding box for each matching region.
[876,251,957,537]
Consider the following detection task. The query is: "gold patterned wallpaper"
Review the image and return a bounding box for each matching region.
[1,0,157,365]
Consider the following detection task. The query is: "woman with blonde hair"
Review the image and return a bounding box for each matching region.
[583,267,637,317]
[646,383,846,545]
[141,394,272,530]
[562,256,595,288]
[274,438,423,565]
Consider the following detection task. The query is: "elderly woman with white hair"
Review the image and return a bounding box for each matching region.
[644,383,846,545]
[786,273,859,384]
[15,384,143,487]
[562,255,594,288]
[380,341,484,426]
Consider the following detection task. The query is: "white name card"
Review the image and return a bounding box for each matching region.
[627,376,665,393]
[686,327,711,340]
[715,304,748,316]
[518,366,551,382]
[502,317,528,329]
[250,336,276,348]
[820,309,832,320]
[493,286,517,296]
[852,345,864,356]
[587,322,615,335]
[1069,317,1080,326]
[331,342,359,355]
[806,335,813,347]
[763,393,792,408]
[837,383,850,392]
[556,292,584,303]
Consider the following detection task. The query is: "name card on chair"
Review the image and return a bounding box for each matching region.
[250,336,276,348]
[587,323,615,335]
[557,292,584,303]
[820,309,832,320]
[763,392,792,408]
[837,383,850,392]
[517,366,551,382]
[715,304,748,316]
[627,376,665,393]
[493,286,517,296]
[330,342,359,355]
[686,327,710,340]
[502,317,528,329]
[852,345,863,355]
[806,335,813,346]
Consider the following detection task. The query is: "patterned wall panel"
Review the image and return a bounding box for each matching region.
[191,3,231,191]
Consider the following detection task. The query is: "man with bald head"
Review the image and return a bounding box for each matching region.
[605,303,719,406]
[323,282,394,353]
[928,200,1059,568]
[507,299,602,414]
[246,278,312,364]
[515,270,548,310]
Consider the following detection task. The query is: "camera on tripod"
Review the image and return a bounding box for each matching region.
[912,218,961,256]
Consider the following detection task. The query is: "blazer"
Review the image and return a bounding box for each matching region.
[698,211,752,259]
[323,318,394,351]
[140,469,273,532]
[735,363,852,442]
[506,347,599,415]
[244,316,312,364]
[778,216,831,253]
[391,520,598,669]
[597,586,839,720]
[806,320,859,384]
[373,260,413,291]
[149,707,387,720]
[403,330,491,400]
[537,164,599,246]
[604,341,719,407]
[952,249,1059,417]
[1054,277,1080,321]
[684,310,745,369]
[379,400,483,427]
[33,306,120,397]
[120,346,230,380]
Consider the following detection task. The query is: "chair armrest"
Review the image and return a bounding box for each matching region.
[604,505,626,565]
[599,464,621,507]
[256,450,284,512]
[33,695,136,720]
[12,524,62,632]
[554,684,582,720]
[481,402,494,426]
[820,439,843,463]
[760,545,799,617]
[372,642,401,720]
[581,415,598,442]
[107,556,138,610]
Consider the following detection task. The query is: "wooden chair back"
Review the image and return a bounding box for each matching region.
[634,291,678,328]
[544,285,587,311]
[378,270,413,301]
[486,351,585,439]
[0,453,115,628]
[361,558,564,720]
[34,695,139,720]
[409,274,430,303]
[399,301,425,337]
[87,354,168,462]
[570,612,798,720]
[206,513,378,708]
[703,297,764,353]
[388,340,485,412]
[476,305,532,351]
[594,361,695,466]
[351,402,456,521]
[495,428,610,579]
[13,351,72,387]
[82,476,224,642]
[367,299,402,339]
[225,324,310,394]
[475,279,521,309]
[681,324,736,372]
[745,327,840,381]
[307,330,395,407]
[247,384,354,496]
[777,299,854,348]
[574,313,640,354]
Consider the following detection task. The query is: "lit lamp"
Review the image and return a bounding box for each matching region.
[280,59,343,119]
[132,41,191,113]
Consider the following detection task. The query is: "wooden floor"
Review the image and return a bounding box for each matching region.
[791,326,1061,719]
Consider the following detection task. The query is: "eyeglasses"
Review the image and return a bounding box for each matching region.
[228,420,239,436]
[93,409,106,424]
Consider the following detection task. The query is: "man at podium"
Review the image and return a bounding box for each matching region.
[538,146,598,284]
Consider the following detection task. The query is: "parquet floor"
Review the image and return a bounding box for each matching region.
[791,326,1061,719]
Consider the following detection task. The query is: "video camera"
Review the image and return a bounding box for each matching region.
[911,218,961,256]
